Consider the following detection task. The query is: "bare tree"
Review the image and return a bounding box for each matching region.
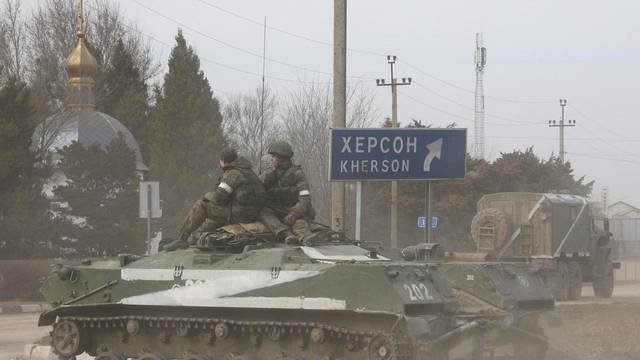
[280,82,379,222]
[26,0,159,112]
[0,0,27,83]
[222,85,282,171]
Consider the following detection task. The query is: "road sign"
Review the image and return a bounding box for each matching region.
[139,181,162,218]
[330,128,466,181]
[418,216,439,229]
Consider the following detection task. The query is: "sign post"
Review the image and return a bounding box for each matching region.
[330,128,466,246]
[140,181,162,254]
[355,181,362,242]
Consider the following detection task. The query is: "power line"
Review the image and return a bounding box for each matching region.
[86,2,361,86]
[131,0,373,80]
[567,104,640,160]
[191,0,387,57]
[487,135,640,142]
[400,89,542,127]
[567,152,640,165]
[413,82,540,125]
[403,61,555,104]
[189,0,560,105]
[570,104,636,142]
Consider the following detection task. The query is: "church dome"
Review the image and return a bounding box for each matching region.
[33,111,149,171]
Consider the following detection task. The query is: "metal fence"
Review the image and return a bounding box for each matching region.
[611,218,640,261]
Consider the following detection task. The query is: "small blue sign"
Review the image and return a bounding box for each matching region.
[418,216,439,229]
[330,128,466,181]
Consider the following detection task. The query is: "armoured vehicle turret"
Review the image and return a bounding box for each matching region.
[40,224,555,360]
[470,192,619,301]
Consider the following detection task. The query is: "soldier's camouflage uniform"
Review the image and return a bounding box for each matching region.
[178,157,266,239]
[258,162,315,241]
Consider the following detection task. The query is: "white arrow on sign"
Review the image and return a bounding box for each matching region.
[423,138,443,172]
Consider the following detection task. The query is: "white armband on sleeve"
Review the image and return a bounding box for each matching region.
[219,182,233,193]
[299,190,310,196]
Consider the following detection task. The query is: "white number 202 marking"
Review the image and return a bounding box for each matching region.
[403,283,433,301]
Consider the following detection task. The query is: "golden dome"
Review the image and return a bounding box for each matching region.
[64,34,97,79]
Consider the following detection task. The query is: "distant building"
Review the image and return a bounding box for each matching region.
[608,201,640,219]
[32,6,147,195]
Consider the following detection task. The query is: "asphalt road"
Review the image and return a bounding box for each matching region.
[0,313,48,360]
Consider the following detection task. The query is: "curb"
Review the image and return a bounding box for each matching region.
[23,345,93,360]
[0,303,51,314]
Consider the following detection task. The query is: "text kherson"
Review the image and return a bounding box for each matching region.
[339,159,410,174]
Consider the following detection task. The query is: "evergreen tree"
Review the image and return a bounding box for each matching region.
[96,39,149,154]
[54,135,145,256]
[147,30,224,235]
[0,78,61,259]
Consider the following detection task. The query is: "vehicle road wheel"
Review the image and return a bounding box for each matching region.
[593,262,614,298]
[368,334,397,360]
[95,352,126,360]
[567,260,583,300]
[51,320,85,359]
[550,261,570,301]
[182,351,211,360]
[137,352,166,360]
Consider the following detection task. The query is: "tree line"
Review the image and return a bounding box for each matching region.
[0,0,592,259]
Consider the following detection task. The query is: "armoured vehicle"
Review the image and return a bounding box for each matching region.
[40,224,555,360]
[470,192,618,300]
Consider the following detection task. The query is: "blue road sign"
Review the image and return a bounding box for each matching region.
[418,216,438,229]
[330,128,466,181]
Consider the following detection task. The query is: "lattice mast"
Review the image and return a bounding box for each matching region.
[473,33,487,159]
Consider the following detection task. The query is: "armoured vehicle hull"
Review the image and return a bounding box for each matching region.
[471,192,619,300]
[40,229,554,360]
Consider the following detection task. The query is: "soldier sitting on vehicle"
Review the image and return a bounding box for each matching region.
[258,141,317,244]
[163,148,266,251]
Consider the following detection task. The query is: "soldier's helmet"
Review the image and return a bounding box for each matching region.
[268,141,294,158]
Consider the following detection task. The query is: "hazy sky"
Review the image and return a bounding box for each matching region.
[28,0,640,206]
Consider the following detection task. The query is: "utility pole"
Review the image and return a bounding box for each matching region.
[376,55,411,249]
[548,99,576,163]
[331,0,347,232]
[602,186,609,218]
[258,17,267,173]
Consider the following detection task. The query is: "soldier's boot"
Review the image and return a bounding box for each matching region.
[301,231,324,246]
[162,232,190,251]
[164,200,209,251]
[277,230,298,245]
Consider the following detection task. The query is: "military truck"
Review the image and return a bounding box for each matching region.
[470,192,618,301]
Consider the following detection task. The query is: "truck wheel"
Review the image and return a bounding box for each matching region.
[567,260,583,300]
[470,208,510,254]
[593,263,614,298]
[549,261,569,301]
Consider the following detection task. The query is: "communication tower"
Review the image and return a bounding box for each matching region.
[473,33,487,159]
